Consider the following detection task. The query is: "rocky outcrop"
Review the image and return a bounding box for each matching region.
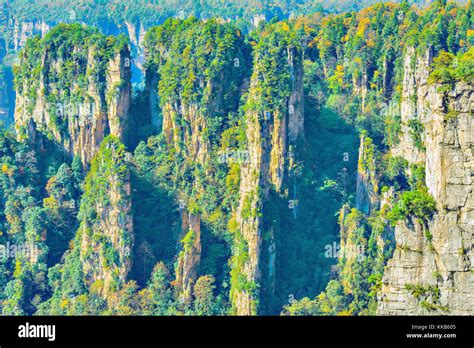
[382,56,393,98]
[391,46,430,164]
[2,7,146,128]
[144,20,250,308]
[124,21,146,49]
[337,205,375,297]
[78,137,134,303]
[145,20,247,163]
[0,64,9,123]
[7,20,52,51]
[175,211,202,304]
[356,133,379,215]
[145,68,161,129]
[5,16,146,65]
[288,46,304,143]
[232,44,304,315]
[124,21,146,72]
[378,78,473,315]
[14,26,131,165]
[161,102,211,165]
[232,92,270,315]
[352,69,368,112]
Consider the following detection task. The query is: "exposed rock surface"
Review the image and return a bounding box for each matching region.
[80,172,134,301]
[14,34,131,165]
[175,211,202,304]
[391,47,430,164]
[78,138,134,304]
[356,133,379,215]
[378,59,473,314]
[233,46,304,315]
[11,20,51,51]
[161,102,211,165]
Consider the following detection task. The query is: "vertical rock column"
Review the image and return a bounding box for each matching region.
[232,42,304,315]
[391,46,431,164]
[175,211,202,304]
[13,26,131,166]
[355,133,379,215]
[78,137,134,305]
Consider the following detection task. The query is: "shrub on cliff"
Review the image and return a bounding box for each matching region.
[429,47,474,89]
[387,188,436,226]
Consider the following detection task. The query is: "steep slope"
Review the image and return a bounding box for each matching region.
[378,49,474,314]
[231,23,304,315]
[0,5,12,125]
[13,24,131,165]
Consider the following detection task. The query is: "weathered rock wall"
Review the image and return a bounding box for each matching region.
[232,46,304,315]
[14,35,131,165]
[378,51,473,314]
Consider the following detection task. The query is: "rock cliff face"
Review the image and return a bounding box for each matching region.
[232,44,304,315]
[5,16,146,68]
[2,8,146,127]
[288,47,305,143]
[175,211,202,304]
[3,24,136,315]
[78,137,134,303]
[355,133,379,215]
[124,21,147,72]
[5,5,471,316]
[391,47,430,164]
[10,20,52,51]
[377,54,473,314]
[14,26,131,165]
[0,63,9,123]
[150,68,242,166]
[161,102,211,165]
[144,19,248,160]
[352,69,368,112]
[0,10,11,124]
[338,206,367,295]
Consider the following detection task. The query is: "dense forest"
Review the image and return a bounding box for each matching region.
[0,0,473,316]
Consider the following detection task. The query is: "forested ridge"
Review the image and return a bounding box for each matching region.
[0,0,473,315]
